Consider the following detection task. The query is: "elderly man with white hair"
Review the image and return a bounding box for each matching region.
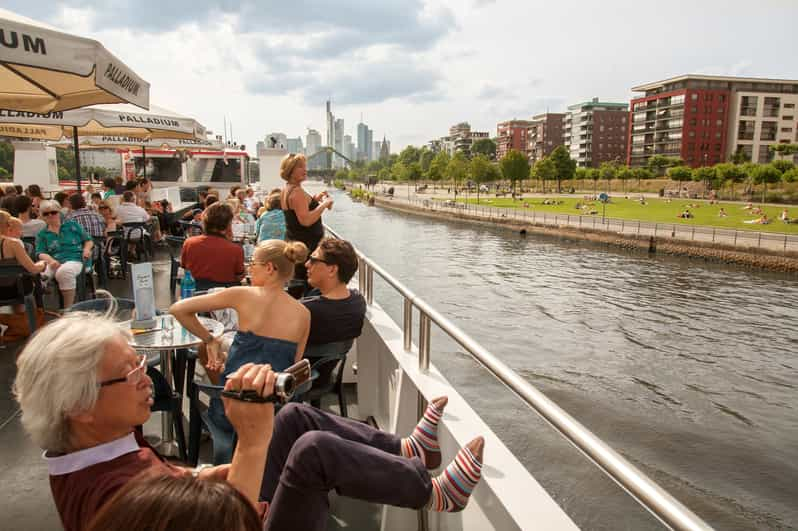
[14,309,485,531]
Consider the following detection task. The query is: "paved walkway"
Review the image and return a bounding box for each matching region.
[375,194,798,254]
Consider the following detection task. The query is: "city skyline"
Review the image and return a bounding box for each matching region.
[5,1,797,156]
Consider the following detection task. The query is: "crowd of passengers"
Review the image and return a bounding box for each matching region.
[8,153,486,530]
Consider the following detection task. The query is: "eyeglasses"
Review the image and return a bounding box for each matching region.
[42,211,60,216]
[97,354,147,388]
[308,255,332,265]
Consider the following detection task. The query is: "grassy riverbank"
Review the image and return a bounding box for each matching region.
[448,197,798,234]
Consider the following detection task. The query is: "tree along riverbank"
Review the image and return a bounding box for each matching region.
[372,196,798,274]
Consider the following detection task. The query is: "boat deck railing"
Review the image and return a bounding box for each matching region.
[325,224,713,531]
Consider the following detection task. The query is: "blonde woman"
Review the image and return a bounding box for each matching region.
[170,239,309,462]
[171,239,309,377]
[279,153,333,284]
[98,200,120,234]
[0,211,45,306]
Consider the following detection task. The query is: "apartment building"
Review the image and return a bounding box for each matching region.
[563,98,628,167]
[496,119,535,159]
[431,123,489,157]
[527,113,566,164]
[628,75,798,167]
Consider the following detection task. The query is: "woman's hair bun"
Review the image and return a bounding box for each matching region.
[283,241,308,264]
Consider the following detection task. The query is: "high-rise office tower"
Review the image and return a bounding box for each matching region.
[334,118,345,168]
[306,128,322,170]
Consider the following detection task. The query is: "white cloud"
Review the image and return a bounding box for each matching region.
[3,0,798,153]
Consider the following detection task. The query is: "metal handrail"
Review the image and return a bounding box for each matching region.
[409,196,797,253]
[326,224,713,531]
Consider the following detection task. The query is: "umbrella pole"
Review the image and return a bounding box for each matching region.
[142,145,146,179]
[72,126,82,194]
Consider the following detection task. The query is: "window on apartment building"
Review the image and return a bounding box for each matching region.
[600,125,605,132]
[702,131,710,139]
[691,106,698,113]
[782,127,794,133]
[690,118,697,126]
[688,142,696,151]
[784,116,795,121]
[784,103,796,108]
[704,106,713,113]
[689,131,696,137]
[716,132,722,139]
[718,95,726,103]
[704,93,713,101]
[716,119,723,126]
[691,93,698,101]
[714,144,721,151]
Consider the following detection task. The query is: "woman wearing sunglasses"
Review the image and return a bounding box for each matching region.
[34,199,93,308]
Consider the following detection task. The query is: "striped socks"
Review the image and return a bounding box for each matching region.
[401,396,447,469]
[428,437,484,512]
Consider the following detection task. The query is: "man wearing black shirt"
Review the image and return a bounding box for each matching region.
[302,238,366,345]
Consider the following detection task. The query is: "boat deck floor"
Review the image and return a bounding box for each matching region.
[0,250,380,530]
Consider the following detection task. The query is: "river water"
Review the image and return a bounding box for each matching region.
[324,189,797,530]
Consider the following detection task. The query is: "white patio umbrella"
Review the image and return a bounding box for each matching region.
[0,103,206,191]
[0,8,149,112]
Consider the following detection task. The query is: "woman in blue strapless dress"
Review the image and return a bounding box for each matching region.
[170,239,311,462]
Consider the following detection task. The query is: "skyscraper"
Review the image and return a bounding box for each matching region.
[306,129,322,170]
[357,122,368,161]
[326,101,334,149]
[286,137,304,154]
[344,134,355,162]
[334,118,345,168]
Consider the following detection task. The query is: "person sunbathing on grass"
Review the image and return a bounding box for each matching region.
[744,214,770,225]
[718,208,728,217]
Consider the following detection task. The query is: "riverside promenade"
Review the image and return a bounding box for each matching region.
[364,189,798,271]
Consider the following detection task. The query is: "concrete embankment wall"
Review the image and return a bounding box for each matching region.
[372,197,798,274]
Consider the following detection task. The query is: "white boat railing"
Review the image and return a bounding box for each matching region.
[325,224,713,531]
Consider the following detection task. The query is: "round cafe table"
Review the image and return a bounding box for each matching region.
[123,314,223,457]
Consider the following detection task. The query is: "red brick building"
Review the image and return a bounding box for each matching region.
[527,113,566,163]
[497,120,535,159]
[629,75,798,168]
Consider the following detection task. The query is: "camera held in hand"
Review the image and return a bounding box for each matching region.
[221,360,311,404]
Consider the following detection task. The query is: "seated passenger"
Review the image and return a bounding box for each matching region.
[35,200,93,308]
[302,238,366,347]
[65,193,106,238]
[0,211,45,309]
[173,239,309,380]
[227,198,256,225]
[255,192,286,243]
[98,201,120,235]
[15,195,46,238]
[180,202,244,288]
[14,312,484,531]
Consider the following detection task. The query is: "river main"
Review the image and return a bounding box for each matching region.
[325,189,796,530]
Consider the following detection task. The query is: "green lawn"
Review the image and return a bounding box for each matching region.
[445,197,798,234]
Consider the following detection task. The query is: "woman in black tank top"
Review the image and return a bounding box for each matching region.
[279,153,333,285]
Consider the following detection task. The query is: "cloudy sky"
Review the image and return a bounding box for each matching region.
[7,0,798,155]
